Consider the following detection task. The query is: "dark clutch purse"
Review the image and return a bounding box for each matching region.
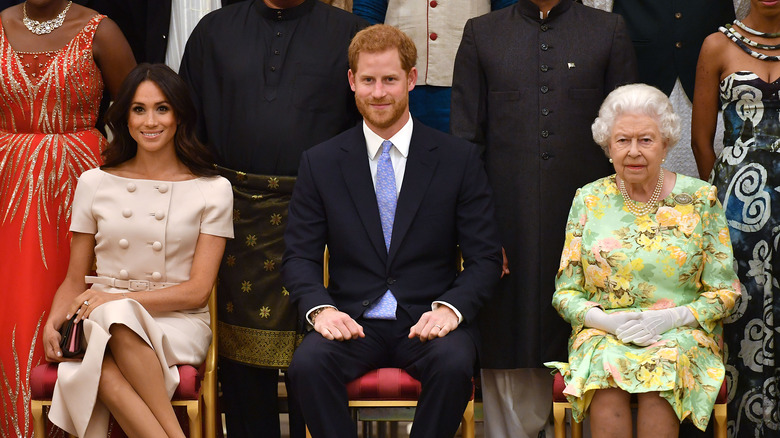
[58,314,85,358]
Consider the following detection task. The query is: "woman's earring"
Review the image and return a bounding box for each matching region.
[609,158,613,163]
[662,157,666,163]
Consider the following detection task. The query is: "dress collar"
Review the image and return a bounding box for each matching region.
[253,0,316,21]
[516,0,572,22]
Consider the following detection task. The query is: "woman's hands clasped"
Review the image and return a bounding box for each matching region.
[585,306,699,347]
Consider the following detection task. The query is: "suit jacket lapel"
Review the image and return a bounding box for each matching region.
[388,126,437,264]
[339,128,387,262]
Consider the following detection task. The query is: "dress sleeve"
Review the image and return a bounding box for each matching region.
[684,185,741,333]
[69,169,100,235]
[199,176,234,239]
[552,188,600,333]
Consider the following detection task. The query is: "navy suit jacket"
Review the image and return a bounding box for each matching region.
[282,120,502,336]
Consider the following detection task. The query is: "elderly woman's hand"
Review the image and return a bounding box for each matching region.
[584,307,641,335]
[617,306,698,346]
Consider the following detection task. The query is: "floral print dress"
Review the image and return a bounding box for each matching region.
[546,174,740,431]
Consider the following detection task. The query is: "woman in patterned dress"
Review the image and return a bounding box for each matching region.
[548,84,740,436]
[0,1,134,436]
[692,0,780,435]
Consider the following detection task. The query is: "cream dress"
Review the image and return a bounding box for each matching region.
[49,168,233,437]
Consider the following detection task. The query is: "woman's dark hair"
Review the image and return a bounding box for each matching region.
[102,63,218,176]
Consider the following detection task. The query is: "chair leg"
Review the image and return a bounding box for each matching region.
[713,403,727,438]
[461,399,475,438]
[305,426,313,438]
[186,401,202,438]
[571,410,583,438]
[31,400,46,438]
[553,402,566,438]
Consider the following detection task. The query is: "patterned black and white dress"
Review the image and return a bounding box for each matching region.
[711,70,780,437]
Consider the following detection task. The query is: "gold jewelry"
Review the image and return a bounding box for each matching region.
[310,307,326,324]
[618,170,664,216]
[23,1,72,35]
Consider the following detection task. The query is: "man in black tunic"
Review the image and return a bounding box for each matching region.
[179,1,366,436]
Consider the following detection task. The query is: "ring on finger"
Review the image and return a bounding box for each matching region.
[434,324,443,329]
[83,300,90,307]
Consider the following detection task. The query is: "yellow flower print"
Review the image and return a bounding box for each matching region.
[572,328,601,350]
[707,186,719,203]
[636,217,657,233]
[707,367,725,380]
[656,206,681,227]
[657,348,678,362]
[681,368,696,390]
[585,262,610,289]
[608,290,635,308]
[692,330,720,355]
[678,212,701,235]
[612,258,643,291]
[719,228,731,245]
[667,246,688,267]
[559,235,582,270]
[636,362,665,388]
[584,195,600,210]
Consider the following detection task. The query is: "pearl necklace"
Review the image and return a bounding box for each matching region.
[618,171,664,216]
[23,1,72,35]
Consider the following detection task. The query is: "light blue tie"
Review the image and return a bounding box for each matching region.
[364,140,398,320]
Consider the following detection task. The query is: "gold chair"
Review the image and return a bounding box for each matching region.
[30,285,219,438]
[552,371,727,438]
[303,250,475,438]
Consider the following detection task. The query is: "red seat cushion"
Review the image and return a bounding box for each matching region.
[29,363,202,401]
[347,368,422,401]
[552,371,728,404]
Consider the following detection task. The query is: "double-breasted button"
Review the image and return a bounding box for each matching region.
[119,269,129,279]
[430,0,437,7]
[274,49,280,55]
[541,130,549,138]
[270,66,276,72]
[155,210,165,220]
[119,239,129,249]
[675,41,683,49]
[541,24,549,31]
[362,300,370,306]
[387,277,396,285]
[152,241,163,251]
[430,33,438,41]
[540,43,549,51]
[540,64,549,72]
[158,183,169,193]
[152,272,163,281]
[126,183,136,193]
[541,108,550,116]
[122,208,132,218]
[540,85,549,93]
[674,12,682,19]
[541,152,551,160]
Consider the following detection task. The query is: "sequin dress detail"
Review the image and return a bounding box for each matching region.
[710,71,780,437]
[0,15,107,438]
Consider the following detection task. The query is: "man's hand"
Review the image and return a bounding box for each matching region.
[501,247,510,278]
[313,307,365,341]
[409,306,459,342]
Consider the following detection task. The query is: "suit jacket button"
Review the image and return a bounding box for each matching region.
[387,277,396,285]
[362,300,370,306]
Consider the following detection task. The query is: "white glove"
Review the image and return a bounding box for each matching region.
[616,306,698,346]
[584,307,641,335]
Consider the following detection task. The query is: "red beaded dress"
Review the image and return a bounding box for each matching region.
[0,15,107,437]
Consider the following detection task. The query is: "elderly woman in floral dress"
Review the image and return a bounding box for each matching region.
[547,83,740,437]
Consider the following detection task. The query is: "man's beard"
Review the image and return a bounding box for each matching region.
[356,94,408,131]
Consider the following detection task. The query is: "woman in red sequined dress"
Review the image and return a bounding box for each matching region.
[0,1,134,436]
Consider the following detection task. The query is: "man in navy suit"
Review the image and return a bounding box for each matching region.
[282,24,502,438]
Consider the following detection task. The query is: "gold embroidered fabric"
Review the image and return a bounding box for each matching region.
[0,15,107,438]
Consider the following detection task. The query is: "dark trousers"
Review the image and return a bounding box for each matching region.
[219,358,306,438]
[288,311,476,438]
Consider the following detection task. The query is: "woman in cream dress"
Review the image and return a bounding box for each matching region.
[41,63,233,438]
